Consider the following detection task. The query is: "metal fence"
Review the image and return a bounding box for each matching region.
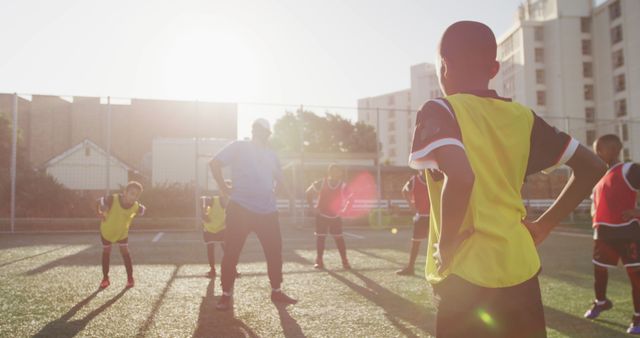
[1,92,636,232]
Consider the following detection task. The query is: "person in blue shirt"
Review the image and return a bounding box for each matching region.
[209,118,298,311]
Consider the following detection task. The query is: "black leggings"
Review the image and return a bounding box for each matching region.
[221,202,283,293]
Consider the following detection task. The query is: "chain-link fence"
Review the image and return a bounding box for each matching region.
[1,92,636,232]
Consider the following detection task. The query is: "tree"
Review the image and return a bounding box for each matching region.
[271,110,377,153]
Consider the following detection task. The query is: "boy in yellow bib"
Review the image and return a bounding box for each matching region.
[97,181,145,289]
[409,21,605,337]
[200,192,238,279]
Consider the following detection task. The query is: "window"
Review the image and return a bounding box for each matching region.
[584,84,594,100]
[389,135,396,145]
[615,99,627,117]
[536,91,546,106]
[387,95,395,105]
[611,25,623,44]
[582,40,591,55]
[389,110,395,118]
[623,149,631,161]
[609,0,621,21]
[612,49,625,68]
[621,123,629,142]
[583,62,593,78]
[389,148,397,157]
[534,48,544,62]
[536,69,545,84]
[388,121,395,131]
[85,146,91,157]
[581,17,591,33]
[587,130,596,146]
[614,74,626,93]
[585,107,595,123]
[534,27,544,41]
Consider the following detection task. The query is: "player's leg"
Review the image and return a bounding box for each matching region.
[203,230,216,277]
[100,236,112,288]
[585,239,617,319]
[499,275,547,338]
[315,216,328,268]
[118,238,134,287]
[219,232,240,278]
[253,212,297,304]
[218,202,250,310]
[621,240,640,334]
[398,216,428,276]
[330,218,350,269]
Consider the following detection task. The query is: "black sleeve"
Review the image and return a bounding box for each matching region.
[408,99,464,169]
[526,112,577,176]
[627,163,640,190]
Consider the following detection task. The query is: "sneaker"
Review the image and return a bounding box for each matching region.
[396,267,415,276]
[314,262,325,269]
[206,269,216,279]
[584,299,613,319]
[216,294,233,311]
[271,291,298,305]
[342,260,352,270]
[628,315,640,335]
[99,278,110,289]
[126,277,135,288]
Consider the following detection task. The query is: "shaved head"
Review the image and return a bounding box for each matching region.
[440,21,497,72]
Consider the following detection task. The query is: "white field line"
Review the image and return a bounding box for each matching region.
[152,232,164,242]
[343,232,365,239]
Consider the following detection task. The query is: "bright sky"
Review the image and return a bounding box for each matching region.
[0,0,528,138]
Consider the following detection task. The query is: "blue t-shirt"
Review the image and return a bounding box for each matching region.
[213,140,283,214]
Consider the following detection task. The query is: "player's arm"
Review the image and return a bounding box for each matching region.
[622,163,640,221]
[273,157,292,200]
[401,179,415,211]
[136,204,146,217]
[408,100,473,273]
[96,195,113,219]
[305,182,317,211]
[200,197,211,222]
[523,114,606,245]
[209,159,230,198]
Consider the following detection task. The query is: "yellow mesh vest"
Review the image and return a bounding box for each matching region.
[100,194,140,243]
[203,196,226,234]
[425,93,540,288]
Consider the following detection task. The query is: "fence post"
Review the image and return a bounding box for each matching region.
[105,96,111,196]
[10,93,18,233]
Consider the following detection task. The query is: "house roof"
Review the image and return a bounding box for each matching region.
[43,139,134,171]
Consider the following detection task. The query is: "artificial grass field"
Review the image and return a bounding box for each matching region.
[0,225,636,337]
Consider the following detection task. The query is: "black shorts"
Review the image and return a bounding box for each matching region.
[593,238,640,268]
[315,216,343,236]
[203,229,225,244]
[100,236,128,246]
[413,215,429,240]
[433,274,546,338]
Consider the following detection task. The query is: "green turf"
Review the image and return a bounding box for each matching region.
[0,227,634,337]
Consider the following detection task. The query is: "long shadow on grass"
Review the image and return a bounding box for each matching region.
[192,278,259,338]
[274,303,306,338]
[136,265,179,336]
[326,269,435,335]
[0,245,70,268]
[352,249,405,267]
[32,288,128,338]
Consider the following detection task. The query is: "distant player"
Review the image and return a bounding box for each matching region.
[396,170,431,276]
[97,181,145,289]
[584,134,640,334]
[305,164,354,270]
[409,21,605,337]
[201,186,238,279]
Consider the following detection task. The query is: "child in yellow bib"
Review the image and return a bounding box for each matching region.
[97,181,145,289]
[201,193,238,279]
[408,21,605,338]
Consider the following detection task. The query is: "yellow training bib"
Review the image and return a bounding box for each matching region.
[203,196,226,234]
[425,94,540,288]
[100,194,140,243]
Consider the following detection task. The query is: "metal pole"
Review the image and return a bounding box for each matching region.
[376,108,382,227]
[299,104,305,228]
[105,96,111,195]
[194,101,200,228]
[10,93,18,233]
